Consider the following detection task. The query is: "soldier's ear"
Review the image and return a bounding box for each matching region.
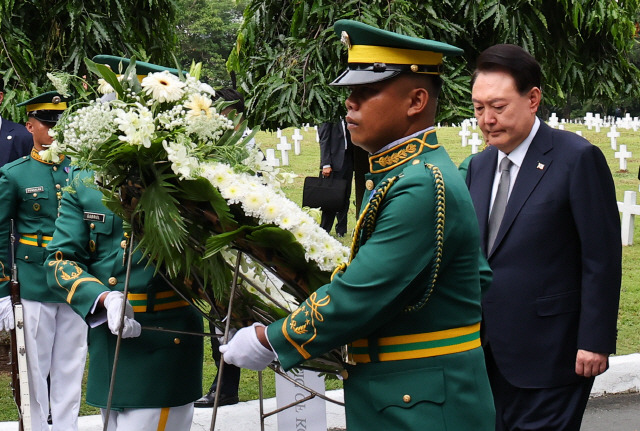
[25,119,34,134]
[407,87,429,117]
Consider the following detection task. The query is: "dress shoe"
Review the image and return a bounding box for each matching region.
[194,390,239,408]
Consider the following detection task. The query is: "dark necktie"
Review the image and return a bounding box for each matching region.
[487,157,513,252]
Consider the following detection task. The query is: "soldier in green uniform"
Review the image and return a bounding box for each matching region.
[0,92,88,431]
[221,20,496,430]
[44,59,204,431]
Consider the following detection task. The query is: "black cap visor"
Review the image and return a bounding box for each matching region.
[330,68,400,86]
[30,110,62,124]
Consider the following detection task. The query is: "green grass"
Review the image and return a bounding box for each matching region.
[2,123,640,421]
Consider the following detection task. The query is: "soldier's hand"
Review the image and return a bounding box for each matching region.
[103,291,141,338]
[219,322,276,371]
[0,296,14,331]
[322,167,332,177]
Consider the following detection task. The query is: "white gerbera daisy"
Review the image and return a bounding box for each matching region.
[141,71,185,103]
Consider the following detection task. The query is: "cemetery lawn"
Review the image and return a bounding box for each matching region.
[1,124,639,420]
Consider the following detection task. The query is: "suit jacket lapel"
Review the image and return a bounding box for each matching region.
[488,122,554,258]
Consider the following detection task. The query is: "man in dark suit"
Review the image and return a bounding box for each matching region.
[0,86,33,167]
[465,44,621,430]
[319,120,353,237]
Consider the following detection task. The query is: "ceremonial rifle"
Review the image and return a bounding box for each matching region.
[9,220,31,431]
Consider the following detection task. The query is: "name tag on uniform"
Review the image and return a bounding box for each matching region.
[25,186,44,194]
[83,212,106,222]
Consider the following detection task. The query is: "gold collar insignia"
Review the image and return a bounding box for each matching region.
[369,130,439,173]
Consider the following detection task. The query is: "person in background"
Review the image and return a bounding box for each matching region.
[44,55,204,431]
[193,87,248,408]
[318,120,354,237]
[0,91,87,431]
[0,84,33,168]
[219,19,495,430]
[465,44,621,430]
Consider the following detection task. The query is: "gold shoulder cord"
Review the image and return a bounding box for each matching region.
[404,163,445,313]
[330,164,445,314]
[331,175,400,280]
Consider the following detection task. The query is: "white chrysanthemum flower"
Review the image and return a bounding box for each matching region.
[199,82,216,97]
[162,140,200,179]
[141,71,185,103]
[114,105,155,148]
[184,94,213,118]
[97,78,115,95]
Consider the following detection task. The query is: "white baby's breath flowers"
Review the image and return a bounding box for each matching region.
[141,71,186,103]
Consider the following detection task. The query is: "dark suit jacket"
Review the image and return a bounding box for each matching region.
[0,118,32,167]
[319,121,352,173]
[466,121,621,388]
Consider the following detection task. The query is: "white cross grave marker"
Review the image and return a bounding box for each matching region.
[314,125,319,143]
[291,128,303,155]
[469,133,482,154]
[459,120,471,147]
[548,113,559,128]
[265,148,280,167]
[615,144,632,172]
[558,124,565,130]
[584,112,593,130]
[277,136,292,166]
[575,131,582,137]
[276,128,282,138]
[617,190,640,246]
[469,118,477,130]
[607,126,620,150]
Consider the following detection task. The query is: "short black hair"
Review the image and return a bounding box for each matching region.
[471,44,541,95]
[216,88,245,114]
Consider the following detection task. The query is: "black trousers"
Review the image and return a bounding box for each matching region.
[320,151,354,236]
[485,346,594,431]
[209,324,241,395]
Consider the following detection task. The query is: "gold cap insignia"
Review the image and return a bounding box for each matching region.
[410,64,419,72]
[340,31,352,49]
[52,95,61,104]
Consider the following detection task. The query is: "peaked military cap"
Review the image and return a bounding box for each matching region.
[92,55,180,77]
[330,20,463,86]
[17,91,71,124]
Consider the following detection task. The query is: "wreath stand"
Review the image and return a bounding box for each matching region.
[105,243,345,431]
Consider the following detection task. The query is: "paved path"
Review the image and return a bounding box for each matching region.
[3,353,640,430]
[582,392,640,431]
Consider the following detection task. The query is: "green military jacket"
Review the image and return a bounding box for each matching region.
[0,149,69,302]
[45,169,203,409]
[267,130,495,430]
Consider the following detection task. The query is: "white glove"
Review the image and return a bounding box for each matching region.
[0,296,14,331]
[219,322,276,371]
[103,291,141,338]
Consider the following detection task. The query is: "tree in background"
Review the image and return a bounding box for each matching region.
[229,0,640,130]
[0,0,177,121]
[174,0,247,88]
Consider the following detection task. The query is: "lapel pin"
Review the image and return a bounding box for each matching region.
[537,162,545,170]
